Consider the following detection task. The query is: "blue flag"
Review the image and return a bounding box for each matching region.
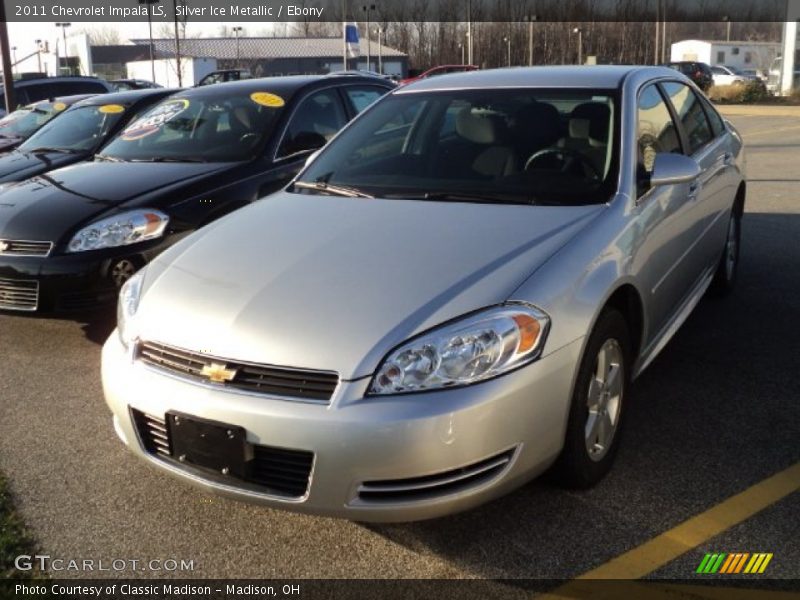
[345,22,360,58]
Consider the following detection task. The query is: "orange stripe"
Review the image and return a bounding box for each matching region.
[719,554,736,574]
[729,553,743,573]
[734,553,750,573]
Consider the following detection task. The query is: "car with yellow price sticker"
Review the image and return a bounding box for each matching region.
[0,95,95,154]
[0,88,176,184]
[0,75,393,312]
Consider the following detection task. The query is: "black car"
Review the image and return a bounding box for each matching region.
[110,79,163,91]
[0,76,113,117]
[197,69,252,86]
[0,89,176,184]
[0,95,95,153]
[663,61,714,91]
[0,75,393,312]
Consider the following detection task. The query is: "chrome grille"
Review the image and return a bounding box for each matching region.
[137,341,339,403]
[0,239,53,257]
[0,277,39,311]
[357,449,515,503]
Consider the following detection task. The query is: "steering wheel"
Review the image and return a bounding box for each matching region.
[239,132,259,146]
[525,148,601,180]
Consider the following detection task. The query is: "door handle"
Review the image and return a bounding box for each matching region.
[722,152,733,165]
[688,181,701,201]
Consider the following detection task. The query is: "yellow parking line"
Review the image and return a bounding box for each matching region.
[538,462,800,598]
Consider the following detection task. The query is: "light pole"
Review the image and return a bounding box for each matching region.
[138,0,159,82]
[233,26,243,68]
[55,22,71,75]
[375,26,385,74]
[459,42,464,65]
[466,0,472,65]
[34,39,42,73]
[362,4,375,71]
[503,36,511,66]
[10,46,16,75]
[572,27,583,65]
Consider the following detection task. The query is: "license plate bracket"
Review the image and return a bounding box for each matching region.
[166,412,248,479]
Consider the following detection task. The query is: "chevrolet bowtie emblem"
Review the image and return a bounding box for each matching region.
[201,362,238,383]
[0,241,8,253]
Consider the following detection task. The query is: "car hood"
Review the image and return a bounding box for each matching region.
[0,137,23,152]
[136,192,604,380]
[0,150,85,183]
[0,161,229,242]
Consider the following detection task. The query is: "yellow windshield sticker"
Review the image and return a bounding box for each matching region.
[250,92,285,108]
[98,104,125,114]
[53,102,67,111]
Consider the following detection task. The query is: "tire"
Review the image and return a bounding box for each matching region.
[554,309,631,489]
[710,208,741,296]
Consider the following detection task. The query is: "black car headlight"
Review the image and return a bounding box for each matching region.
[67,210,169,253]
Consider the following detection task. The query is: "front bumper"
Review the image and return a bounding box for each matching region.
[102,334,583,522]
[0,236,181,313]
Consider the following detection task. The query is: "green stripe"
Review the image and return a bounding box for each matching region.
[696,554,713,573]
[704,553,719,573]
[710,553,727,573]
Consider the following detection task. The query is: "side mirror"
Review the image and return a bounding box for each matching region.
[650,153,701,187]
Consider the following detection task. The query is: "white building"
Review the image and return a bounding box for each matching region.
[670,39,780,72]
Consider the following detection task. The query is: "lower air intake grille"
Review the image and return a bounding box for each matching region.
[138,341,339,403]
[0,239,53,257]
[358,449,515,503]
[0,278,39,311]
[131,408,314,498]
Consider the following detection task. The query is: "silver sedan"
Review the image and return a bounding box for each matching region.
[102,66,745,521]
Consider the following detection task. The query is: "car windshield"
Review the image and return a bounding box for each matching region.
[18,103,129,152]
[0,102,65,139]
[295,88,619,206]
[100,89,284,162]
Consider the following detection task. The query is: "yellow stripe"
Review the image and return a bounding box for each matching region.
[734,553,749,573]
[546,462,800,583]
[758,553,774,574]
[719,553,736,574]
[749,553,766,573]
[743,554,759,573]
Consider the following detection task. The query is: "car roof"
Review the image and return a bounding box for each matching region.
[15,76,109,87]
[74,88,177,107]
[183,74,391,97]
[26,94,97,108]
[396,65,673,92]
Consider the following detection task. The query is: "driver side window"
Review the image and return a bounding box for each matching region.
[637,84,682,196]
[277,89,347,159]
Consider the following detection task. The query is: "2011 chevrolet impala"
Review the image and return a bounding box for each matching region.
[102,66,745,521]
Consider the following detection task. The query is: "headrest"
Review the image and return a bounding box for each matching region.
[456,108,502,144]
[568,102,610,145]
[232,106,253,130]
[513,102,561,147]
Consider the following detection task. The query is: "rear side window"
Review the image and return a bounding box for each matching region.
[700,98,726,137]
[662,82,713,154]
[343,86,386,114]
[637,84,682,175]
[277,89,347,158]
[51,81,108,96]
[20,84,53,104]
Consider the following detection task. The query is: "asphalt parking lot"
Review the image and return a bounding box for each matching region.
[0,109,798,585]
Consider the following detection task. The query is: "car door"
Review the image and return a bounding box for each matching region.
[632,82,705,339]
[661,81,734,277]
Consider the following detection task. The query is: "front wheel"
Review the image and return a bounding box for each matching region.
[554,309,630,488]
[710,209,741,296]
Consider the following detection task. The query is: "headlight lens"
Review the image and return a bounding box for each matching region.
[369,304,550,395]
[67,210,169,253]
[117,268,145,349]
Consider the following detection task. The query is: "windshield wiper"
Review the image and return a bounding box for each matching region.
[94,154,125,162]
[130,156,208,163]
[26,146,82,154]
[292,180,374,199]
[384,191,535,205]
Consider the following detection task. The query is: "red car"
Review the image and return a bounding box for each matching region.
[400,64,478,86]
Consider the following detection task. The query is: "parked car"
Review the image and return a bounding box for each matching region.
[0,75,393,312]
[663,61,713,91]
[400,64,479,86]
[0,76,113,117]
[0,95,95,153]
[0,88,176,184]
[102,66,745,521]
[110,79,163,91]
[197,69,252,87]
[766,56,800,95]
[710,65,748,87]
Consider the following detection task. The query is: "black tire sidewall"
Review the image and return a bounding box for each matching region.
[556,309,631,488]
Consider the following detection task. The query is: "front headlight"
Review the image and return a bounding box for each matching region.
[117,268,145,349]
[369,304,550,395]
[67,210,169,253]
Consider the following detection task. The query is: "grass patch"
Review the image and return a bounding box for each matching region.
[0,471,39,579]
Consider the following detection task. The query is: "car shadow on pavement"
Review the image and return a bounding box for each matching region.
[363,212,800,582]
